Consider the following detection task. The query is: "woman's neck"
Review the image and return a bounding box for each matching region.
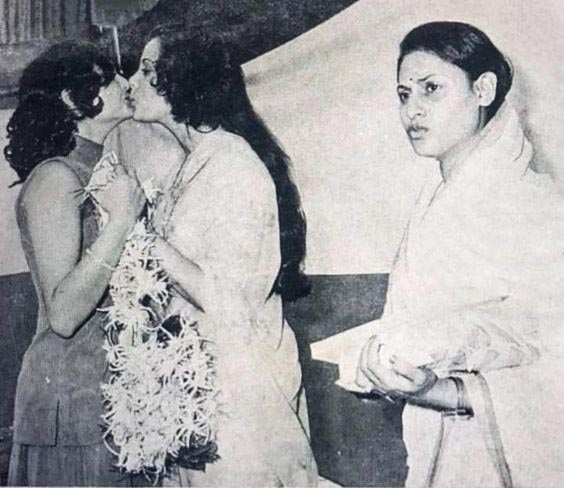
[161,116,206,154]
[439,111,487,183]
[76,118,124,145]
[439,137,478,182]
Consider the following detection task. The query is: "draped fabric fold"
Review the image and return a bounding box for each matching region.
[0,0,89,45]
[378,104,564,487]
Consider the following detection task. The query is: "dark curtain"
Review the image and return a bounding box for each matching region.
[117,0,359,75]
[0,0,90,45]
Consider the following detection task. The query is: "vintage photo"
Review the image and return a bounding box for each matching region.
[0,1,563,486]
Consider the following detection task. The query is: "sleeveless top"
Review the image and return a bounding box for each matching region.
[12,136,109,446]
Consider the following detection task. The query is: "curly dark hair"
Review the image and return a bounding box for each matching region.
[150,27,310,302]
[5,41,116,182]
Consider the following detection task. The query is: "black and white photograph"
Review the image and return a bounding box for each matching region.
[0,1,563,486]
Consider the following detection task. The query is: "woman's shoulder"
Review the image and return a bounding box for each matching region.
[18,157,82,208]
[205,128,257,159]
[23,156,80,187]
[204,128,272,184]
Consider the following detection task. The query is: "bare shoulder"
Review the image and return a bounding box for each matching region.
[19,158,82,209]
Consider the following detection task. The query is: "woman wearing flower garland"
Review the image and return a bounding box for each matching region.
[6,42,145,486]
[354,22,564,487]
[127,28,317,486]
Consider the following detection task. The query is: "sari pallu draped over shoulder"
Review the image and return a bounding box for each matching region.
[377,103,564,487]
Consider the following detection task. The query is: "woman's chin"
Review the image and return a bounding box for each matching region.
[409,141,439,159]
[132,112,152,123]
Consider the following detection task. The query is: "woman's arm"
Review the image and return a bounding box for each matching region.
[358,336,472,413]
[152,236,205,311]
[412,376,467,412]
[24,161,145,338]
[153,150,276,315]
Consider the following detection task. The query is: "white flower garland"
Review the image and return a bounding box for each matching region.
[84,152,218,480]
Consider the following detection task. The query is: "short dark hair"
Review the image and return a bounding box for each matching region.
[5,41,115,182]
[398,21,513,123]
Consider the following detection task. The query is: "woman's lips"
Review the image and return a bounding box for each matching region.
[407,126,428,140]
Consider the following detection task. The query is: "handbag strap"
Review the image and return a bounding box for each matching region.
[426,372,513,488]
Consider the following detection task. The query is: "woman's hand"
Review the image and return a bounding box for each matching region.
[358,335,433,396]
[96,164,146,228]
[26,162,146,338]
[151,235,206,311]
[358,335,465,411]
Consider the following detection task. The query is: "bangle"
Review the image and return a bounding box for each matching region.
[85,248,116,271]
[443,376,473,418]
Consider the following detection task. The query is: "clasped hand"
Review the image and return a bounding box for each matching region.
[95,164,146,226]
[357,335,435,398]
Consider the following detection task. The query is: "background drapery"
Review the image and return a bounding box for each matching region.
[2,0,564,275]
[90,0,159,27]
[0,0,89,44]
[1,2,564,485]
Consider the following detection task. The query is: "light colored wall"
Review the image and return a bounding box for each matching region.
[0,109,26,275]
[245,0,564,273]
[1,0,563,276]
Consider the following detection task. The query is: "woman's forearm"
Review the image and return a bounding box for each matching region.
[153,237,206,311]
[410,376,472,414]
[48,217,134,337]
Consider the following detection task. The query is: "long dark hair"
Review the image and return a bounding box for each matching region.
[398,21,513,124]
[151,28,310,301]
[5,41,115,182]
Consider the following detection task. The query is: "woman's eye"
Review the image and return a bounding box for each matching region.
[141,68,152,76]
[398,91,409,104]
[425,82,439,94]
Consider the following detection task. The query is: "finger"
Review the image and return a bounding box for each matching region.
[358,336,419,393]
[359,363,381,388]
[389,355,426,383]
[113,163,127,176]
[357,335,378,385]
[361,337,395,390]
[358,335,379,376]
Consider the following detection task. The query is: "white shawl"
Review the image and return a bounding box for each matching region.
[381,104,564,487]
[313,103,564,486]
[379,103,564,373]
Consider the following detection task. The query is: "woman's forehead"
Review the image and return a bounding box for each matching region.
[142,37,161,62]
[398,51,463,84]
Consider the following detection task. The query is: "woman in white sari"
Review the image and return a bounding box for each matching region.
[126,28,317,486]
[357,22,564,487]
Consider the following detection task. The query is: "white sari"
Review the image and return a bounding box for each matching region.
[373,104,564,487]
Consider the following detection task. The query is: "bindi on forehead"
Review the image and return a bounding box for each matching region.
[407,74,438,83]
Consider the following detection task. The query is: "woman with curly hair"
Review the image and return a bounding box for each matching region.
[127,28,317,486]
[6,41,145,486]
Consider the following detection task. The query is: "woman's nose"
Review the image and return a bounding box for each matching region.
[406,95,426,120]
[128,73,138,92]
[117,74,129,89]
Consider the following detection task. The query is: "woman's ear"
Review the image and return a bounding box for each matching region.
[60,89,76,110]
[473,72,498,108]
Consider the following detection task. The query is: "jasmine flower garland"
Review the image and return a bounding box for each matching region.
[84,153,219,481]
